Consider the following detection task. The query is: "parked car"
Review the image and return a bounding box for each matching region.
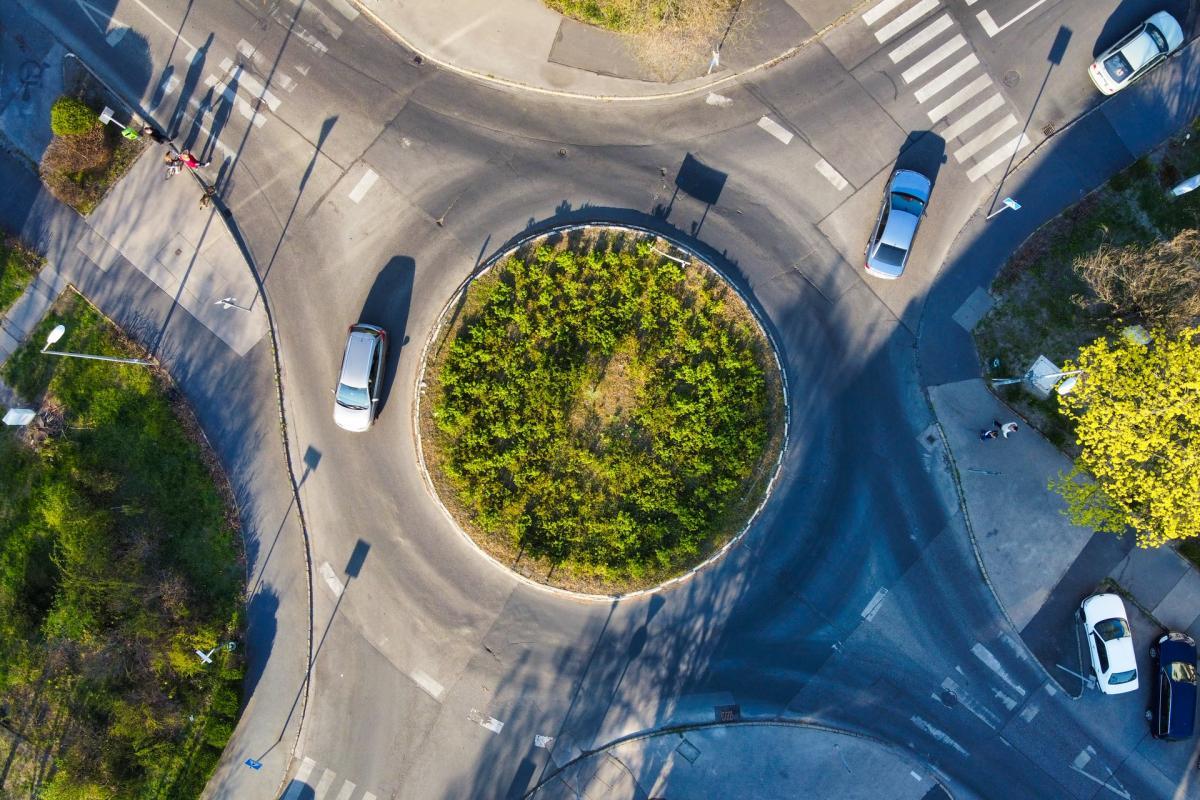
[1081,593,1139,695]
[1088,11,1183,95]
[1148,631,1197,740]
[864,169,932,280]
[333,323,387,432]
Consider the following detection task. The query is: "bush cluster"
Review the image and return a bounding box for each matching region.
[50,96,98,136]
[432,238,773,583]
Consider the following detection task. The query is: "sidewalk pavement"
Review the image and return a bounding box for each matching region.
[532,723,944,800]
[354,0,856,97]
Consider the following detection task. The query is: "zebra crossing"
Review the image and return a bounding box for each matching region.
[281,756,378,800]
[860,0,1031,183]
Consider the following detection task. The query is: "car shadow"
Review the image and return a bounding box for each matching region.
[357,255,414,419]
[894,130,947,188]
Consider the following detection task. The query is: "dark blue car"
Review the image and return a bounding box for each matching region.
[1148,632,1197,741]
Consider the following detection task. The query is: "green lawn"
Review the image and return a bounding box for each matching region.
[0,291,244,799]
[0,235,41,317]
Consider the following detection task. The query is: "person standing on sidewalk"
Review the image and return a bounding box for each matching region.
[996,420,1019,438]
[179,150,210,170]
[980,427,998,441]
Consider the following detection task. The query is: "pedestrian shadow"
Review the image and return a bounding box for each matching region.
[168,33,213,139]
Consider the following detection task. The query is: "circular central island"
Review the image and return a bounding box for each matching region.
[418,227,785,595]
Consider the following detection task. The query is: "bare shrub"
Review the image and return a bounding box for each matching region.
[39,127,113,211]
[1072,229,1200,332]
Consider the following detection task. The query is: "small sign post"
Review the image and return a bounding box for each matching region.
[244,758,263,771]
[986,197,1022,220]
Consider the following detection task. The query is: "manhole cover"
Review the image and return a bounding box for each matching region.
[715,704,741,722]
[676,738,701,763]
[940,690,959,707]
[1002,70,1020,87]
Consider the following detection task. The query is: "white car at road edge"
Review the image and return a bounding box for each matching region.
[1088,11,1184,96]
[1081,593,1139,695]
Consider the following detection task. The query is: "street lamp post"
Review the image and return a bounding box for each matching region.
[41,324,154,366]
[992,368,1083,394]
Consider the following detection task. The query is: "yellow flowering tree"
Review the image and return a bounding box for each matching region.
[1053,327,1200,547]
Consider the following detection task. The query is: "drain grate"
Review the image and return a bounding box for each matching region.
[1042,122,1056,137]
[715,704,741,722]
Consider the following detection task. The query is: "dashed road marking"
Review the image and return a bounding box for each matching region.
[326,0,361,19]
[814,159,849,191]
[468,709,505,733]
[888,14,953,63]
[410,668,445,700]
[706,92,733,107]
[873,0,939,43]
[901,34,965,83]
[334,780,356,800]
[218,58,281,111]
[282,758,317,800]
[926,74,991,122]
[319,562,345,597]
[203,73,268,128]
[756,116,793,144]
[971,643,1026,696]
[1019,702,1039,722]
[535,734,555,748]
[348,169,379,203]
[914,53,979,102]
[313,767,336,799]
[861,587,889,620]
[965,132,1030,182]
[940,677,1000,729]
[157,74,180,98]
[862,0,908,26]
[954,114,1017,162]
[911,771,922,781]
[910,715,969,756]
[940,93,1005,141]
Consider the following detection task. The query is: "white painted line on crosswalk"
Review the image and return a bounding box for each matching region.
[706,92,733,107]
[902,35,965,83]
[282,758,317,800]
[1020,702,1040,722]
[319,562,345,597]
[940,677,1000,729]
[106,26,130,46]
[965,132,1030,182]
[309,7,344,39]
[977,0,1048,38]
[348,169,379,203]
[757,116,793,144]
[954,114,1017,162]
[911,771,923,781]
[326,0,361,19]
[334,781,356,800]
[467,709,505,733]
[410,668,445,700]
[814,158,849,191]
[914,53,979,102]
[970,642,1027,696]
[313,768,336,800]
[874,0,939,43]
[940,93,1005,140]
[158,74,180,98]
[535,734,555,748]
[862,0,907,26]
[861,587,889,620]
[218,58,281,111]
[363,793,377,800]
[203,75,267,128]
[911,715,969,756]
[237,39,256,59]
[889,14,953,63]
[926,74,991,122]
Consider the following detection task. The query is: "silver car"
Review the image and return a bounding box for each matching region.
[1088,11,1183,96]
[865,169,932,280]
[333,323,387,432]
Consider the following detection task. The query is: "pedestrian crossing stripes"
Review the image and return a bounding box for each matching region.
[282,756,378,800]
[860,0,1033,182]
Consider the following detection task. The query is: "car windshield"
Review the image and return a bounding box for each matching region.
[872,242,907,267]
[336,383,369,410]
[1109,669,1137,685]
[1094,618,1131,641]
[1103,52,1133,82]
[1145,24,1167,53]
[1169,661,1198,684]
[890,192,925,216]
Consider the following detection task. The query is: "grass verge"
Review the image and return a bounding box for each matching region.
[0,234,42,317]
[0,290,244,799]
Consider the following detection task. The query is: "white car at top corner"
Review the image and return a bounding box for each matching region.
[1081,593,1139,695]
[1088,11,1184,96]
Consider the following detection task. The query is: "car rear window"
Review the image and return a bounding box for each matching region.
[890,193,925,216]
[1095,618,1131,641]
[1103,52,1132,82]
[872,243,907,267]
[1170,661,1198,684]
[1146,24,1167,52]
[1110,669,1137,685]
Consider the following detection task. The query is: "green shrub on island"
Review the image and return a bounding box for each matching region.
[49,95,99,136]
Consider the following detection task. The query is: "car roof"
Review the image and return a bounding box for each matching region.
[881,211,918,250]
[890,169,932,201]
[1120,29,1162,71]
[340,329,380,388]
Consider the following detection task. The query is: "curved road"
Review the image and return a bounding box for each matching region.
[19,0,1200,798]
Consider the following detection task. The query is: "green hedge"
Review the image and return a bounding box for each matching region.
[50,96,99,136]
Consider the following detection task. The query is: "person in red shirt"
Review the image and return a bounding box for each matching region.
[179,150,209,170]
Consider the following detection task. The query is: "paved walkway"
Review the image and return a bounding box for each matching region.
[353,0,862,97]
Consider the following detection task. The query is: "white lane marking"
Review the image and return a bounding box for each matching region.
[295,64,311,76]
[1044,681,1058,696]
[910,771,922,781]
[860,587,889,620]
[218,58,281,111]
[940,677,1000,729]
[202,74,268,128]
[991,687,1017,709]
[106,26,130,46]
[348,169,379,203]
[926,74,991,122]
[862,0,907,26]
[158,74,181,98]
[74,0,130,43]
[1019,702,1039,722]
[363,793,377,800]
[910,715,969,756]
[319,562,345,597]
[706,92,733,107]
[965,133,1030,182]
[467,709,505,733]
[888,14,953,63]
[313,768,336,800]
[334,780,356,800]
[1069,747,1131,799]
[874,0,939,43]
[125,0,200,52]
[914,53,980,102]
[940,93,1005,140]
[237,38,256,58]
[815,159,849,191]
[309,7,345,39]
[954,114,1017,162]
[410,668,445,700]
[326,0,361,19]
[756,116,794,144]
[1073,746,1094,769]
[971,643,1027,696]
[182,97,239,158]
[282,758,317,800]
[535,734,555,748]
[977,0,1049,38]
[902,35,966,83]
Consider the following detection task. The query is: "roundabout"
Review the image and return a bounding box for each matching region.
[416,225,787,595]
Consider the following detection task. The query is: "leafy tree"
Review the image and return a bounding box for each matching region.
[1053,327,1200,547]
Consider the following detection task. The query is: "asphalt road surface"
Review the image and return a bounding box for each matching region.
[17,0,1200,797]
